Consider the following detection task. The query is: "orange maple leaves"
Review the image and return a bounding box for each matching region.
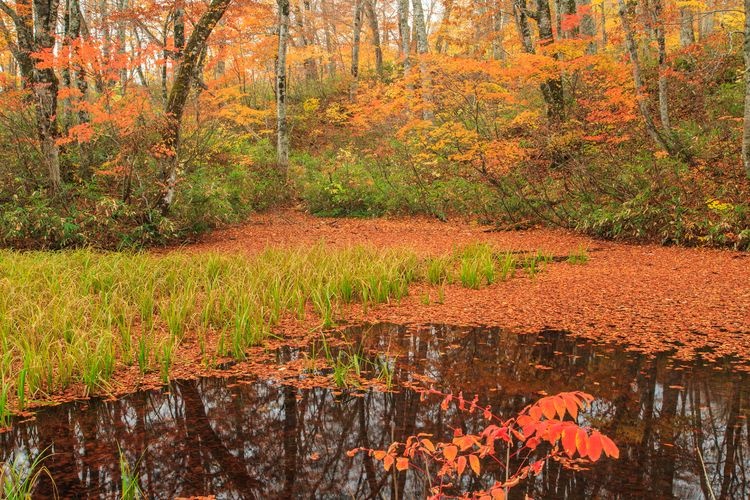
[348,390,619,499]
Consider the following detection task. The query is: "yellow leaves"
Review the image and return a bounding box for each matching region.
[302,98,320,114]
[443,444,458,462]
[469,454,481,475]
[396,457,409,471]
[420,438,436,453]
[324,103,350,125]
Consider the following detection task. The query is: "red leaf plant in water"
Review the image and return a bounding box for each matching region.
[348,390,619,499]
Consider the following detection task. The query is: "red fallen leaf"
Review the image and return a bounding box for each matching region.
[443,444,458,462]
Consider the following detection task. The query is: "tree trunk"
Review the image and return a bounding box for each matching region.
[743,0,750,177]
[276,0,291,179]
[398,0,410,75]
[492,2,506,61]
[617,0,676,156]
[351,0,364,79]
[157,0,232,213]
[679,8,695,47]
[513,0,535,53]
[412,0,434,120]
[411,0,429,54]
[577,0,597,52]
[699,0,714,40]
[364,0,383,75]
[534,0,565,120]
[1,0,63,193]
[435,0,453,53]
[652,0,671,134]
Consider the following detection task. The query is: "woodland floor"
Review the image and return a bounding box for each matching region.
[187,209,750,365]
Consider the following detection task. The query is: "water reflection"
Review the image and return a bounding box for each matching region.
[1,324,748,499]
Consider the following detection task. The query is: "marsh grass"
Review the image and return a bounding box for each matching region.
[0,245,420,406]
[119,446,144,500]
[0,242,566,411]
[567,245,590,265]
[1,448,54,499]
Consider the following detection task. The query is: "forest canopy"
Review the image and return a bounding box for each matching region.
[0,0,748,249]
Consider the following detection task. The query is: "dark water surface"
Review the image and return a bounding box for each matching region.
[1,324,749,499]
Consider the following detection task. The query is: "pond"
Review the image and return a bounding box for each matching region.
[1,323,748,499]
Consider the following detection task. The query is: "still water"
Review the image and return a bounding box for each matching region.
[1,324,748,499]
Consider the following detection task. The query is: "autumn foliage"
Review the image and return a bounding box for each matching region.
[349,391,619,498]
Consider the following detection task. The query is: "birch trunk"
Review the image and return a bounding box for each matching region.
[158,0,232,212]
[351,0,363,79]
[743,0,750,177]
[412,0,433,121]
[364,0,383,75]
[679,8,695,47]
[398,0,410,75]
[617,0,674,155]
[276,0,291,178]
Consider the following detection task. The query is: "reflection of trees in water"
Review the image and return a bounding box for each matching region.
[0,325,747,498]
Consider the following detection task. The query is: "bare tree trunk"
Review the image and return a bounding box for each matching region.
[492,1,506,60]
[531,0,565,121]
[651,0,672,135]
[364,0,383,75]
[601,0,607,46]
[351,0,364,79]
[434,0,453,53]
[1,0,63,193]
[412,0,429,53]
[743,0,750,177]
[276,0,291,178]
[322,0,337,78]
[577,0,597,52]
[116,0,128,89]
[513,0,535,53]
[617,0,675,156]
[350,0,364,99]
[699,0,714,39]
[412,0,433,120]
[398,0,411,75]
[157,0,232,213]
[679,8,695,47]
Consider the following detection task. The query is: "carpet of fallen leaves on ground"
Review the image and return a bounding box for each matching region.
[191,209,750,364]
[8,209,750,421]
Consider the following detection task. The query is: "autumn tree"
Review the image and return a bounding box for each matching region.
[158,0,232,212]
[0,0,62,193]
